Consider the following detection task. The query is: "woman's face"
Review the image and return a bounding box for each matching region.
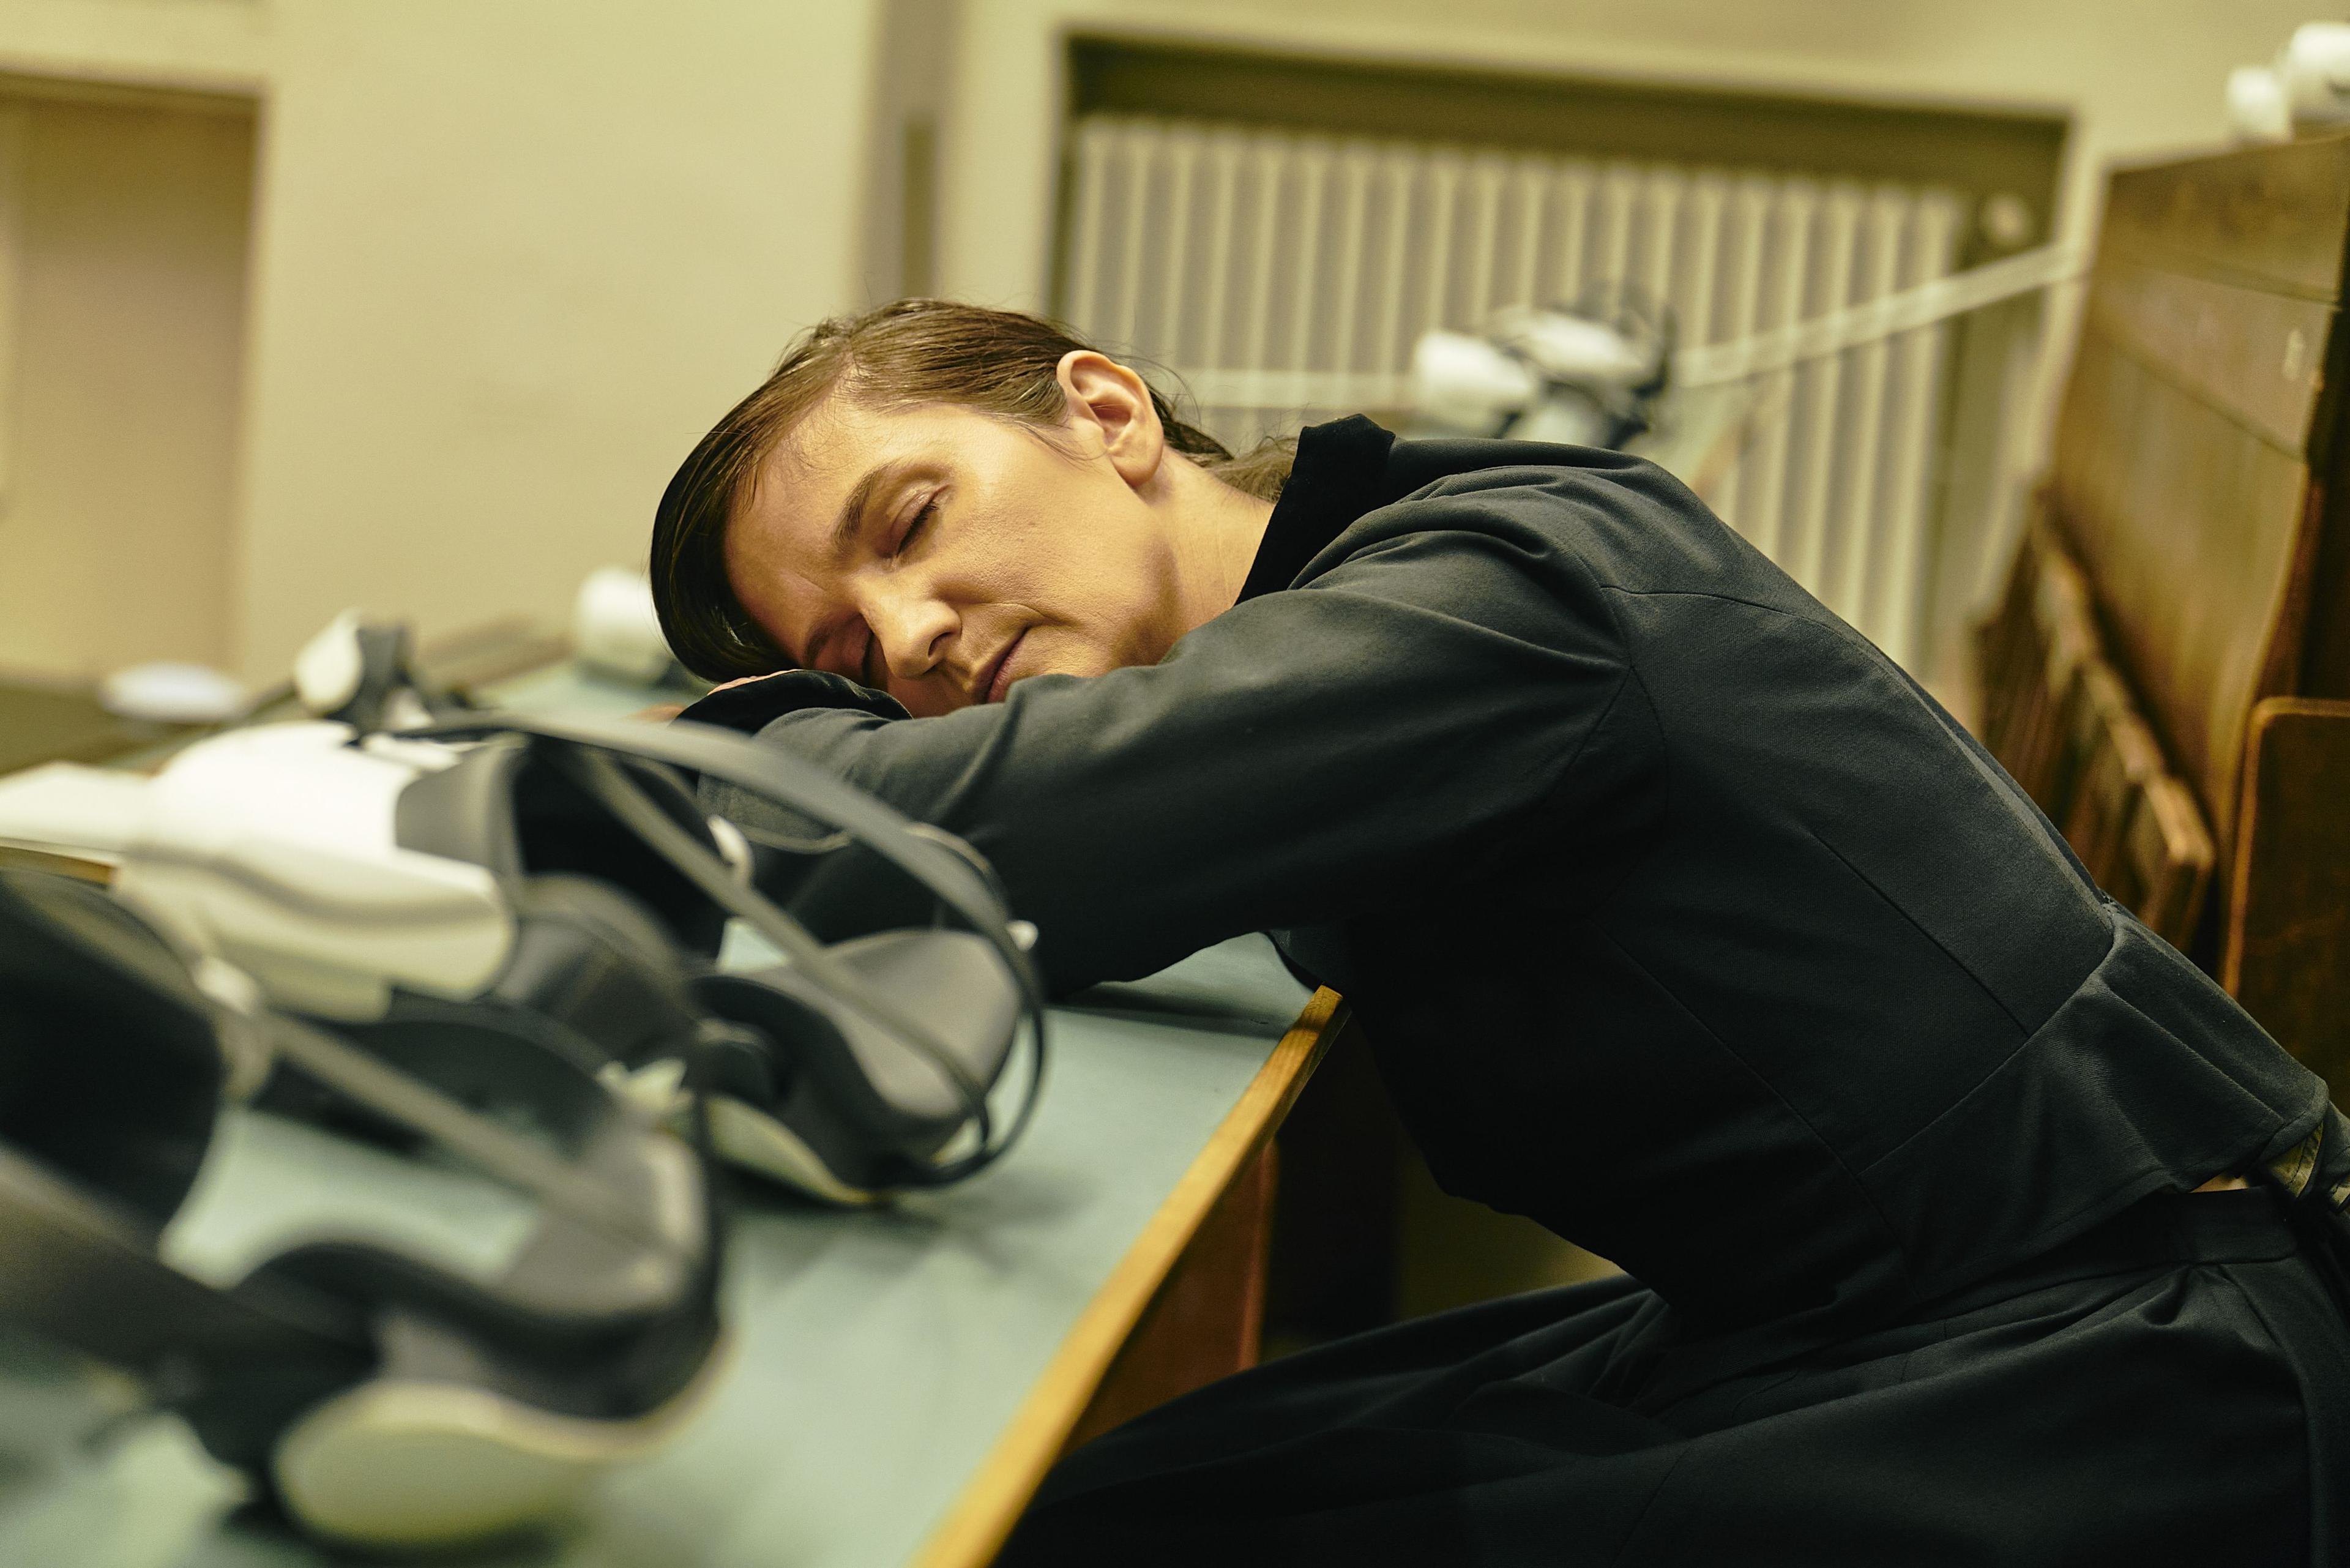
[723,376,1188,718]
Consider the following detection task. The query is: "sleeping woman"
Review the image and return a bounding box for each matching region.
[651,299,2350,1568]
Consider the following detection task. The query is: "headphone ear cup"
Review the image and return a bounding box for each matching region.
[271,1383,691,1550]
[693,929,1021,1195]
[491,875,703,1068]
[282,873,701,1141]
[256,1173,720,1548]
[509,749,729,957]
[821,929,1023,1113]
[0,871,223,1222]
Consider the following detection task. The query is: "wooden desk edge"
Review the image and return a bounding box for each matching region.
[0,845,117,884]
[907,985,1349,1568]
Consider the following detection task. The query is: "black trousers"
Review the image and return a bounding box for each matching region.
[1004,1188,2350,1567]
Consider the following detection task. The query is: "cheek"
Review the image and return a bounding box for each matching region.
[1054,505,1170,604]
[1043,542,1166,660]
[1105,542,1186,662]
[955,458,1177,657]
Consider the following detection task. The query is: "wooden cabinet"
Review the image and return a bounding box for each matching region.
[1983,134,2350,1094]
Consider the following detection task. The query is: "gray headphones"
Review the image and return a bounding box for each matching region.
[400,709,1051,1201]
[0,867,724,1548]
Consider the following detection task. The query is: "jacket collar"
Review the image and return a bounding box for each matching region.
[1234,416,1397,605]
[1235,416,1553,603]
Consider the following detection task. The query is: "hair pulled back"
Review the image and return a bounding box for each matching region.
[650,298,1293,682]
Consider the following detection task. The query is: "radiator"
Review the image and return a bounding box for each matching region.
[1057,114,1969,667]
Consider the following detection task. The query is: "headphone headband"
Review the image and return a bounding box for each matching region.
[0,1141,368,1373]
[413,711,1050,1188]
[413,713,1032,984]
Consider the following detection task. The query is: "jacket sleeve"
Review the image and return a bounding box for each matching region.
[700,475,1646,993]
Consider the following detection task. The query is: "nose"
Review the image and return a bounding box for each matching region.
[863,578,958,684]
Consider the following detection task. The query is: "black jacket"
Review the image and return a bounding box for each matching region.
[697,416,2332,1346]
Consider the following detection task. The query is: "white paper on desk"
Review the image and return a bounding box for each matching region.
[0,762,151,862]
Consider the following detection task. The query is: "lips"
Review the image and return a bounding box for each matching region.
[979,630,1028,705]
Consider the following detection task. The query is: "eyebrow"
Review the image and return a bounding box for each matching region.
[796,462,909,670]
[829,464,904,559]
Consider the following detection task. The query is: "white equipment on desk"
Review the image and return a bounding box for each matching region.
[0,614,1048,1205]
[1410,297,1673,450]
[0,723,534,1021]
[573,566,682,687]
[2231,21,2350,144]
[2229,65,2294,144]
[2278,22,2350,129]
[96,661,251,726]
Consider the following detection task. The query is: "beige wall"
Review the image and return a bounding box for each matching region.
[860,0,961,304]
[0,1,2332,684]
[0,89,255,681]
[232,1,885,678]
[0,0,268,97]
[0,1,890,684]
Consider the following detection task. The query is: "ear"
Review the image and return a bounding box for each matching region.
[1054,351,1166,490]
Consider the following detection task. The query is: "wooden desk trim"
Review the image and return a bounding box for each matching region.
[0,845,115,884]
[908,985,1348,1568]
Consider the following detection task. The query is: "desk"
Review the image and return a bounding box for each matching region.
[0,678,193,777]
[0,654,1345,1568]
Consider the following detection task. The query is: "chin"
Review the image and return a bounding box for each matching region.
[1046,644,1138,687]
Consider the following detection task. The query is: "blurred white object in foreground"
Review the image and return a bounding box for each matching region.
[1409,330,1540,439]
[1410,303,1669,450]
[2228,66,2293,144]
[98,662,249,725]
[2278,23,2350,127]
[573,567,675,685]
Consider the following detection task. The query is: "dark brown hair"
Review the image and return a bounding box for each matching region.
[650,298,1294,681]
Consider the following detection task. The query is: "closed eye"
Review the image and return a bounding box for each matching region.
[844,492,939,685]
[891,496,940,562]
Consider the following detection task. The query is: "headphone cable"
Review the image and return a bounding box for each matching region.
[551,742,1040,1185]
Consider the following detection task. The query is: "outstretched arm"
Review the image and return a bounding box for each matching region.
[698,482,1643,993]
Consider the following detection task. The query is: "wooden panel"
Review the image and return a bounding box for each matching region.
[2301,472,2350,702]
[2009,549,2100,812]
[1264,1017,1401,1342]
[0,93,255,682]
[1062,1143,1277,1453]
[2061,659,2165,886]
[1979,517,2102,818]
[1977,528,2215,954]
[2100,133,2350,301]
[2221,698,2350,1095]
[1974,513,2040,763]
[2018,648,2215,955]
[0,845,111,884]
[2049,329,2313,848]
[2084,254,2332,454]
[2118,774,2214,951]
[2025,138,2350,993]
[912,987,1346,1568]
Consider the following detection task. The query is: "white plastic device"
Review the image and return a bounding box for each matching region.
[1411,301,1670,449]
[0,728,510,1020]
[573,567,676,686]
[2279,23,2350,127]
